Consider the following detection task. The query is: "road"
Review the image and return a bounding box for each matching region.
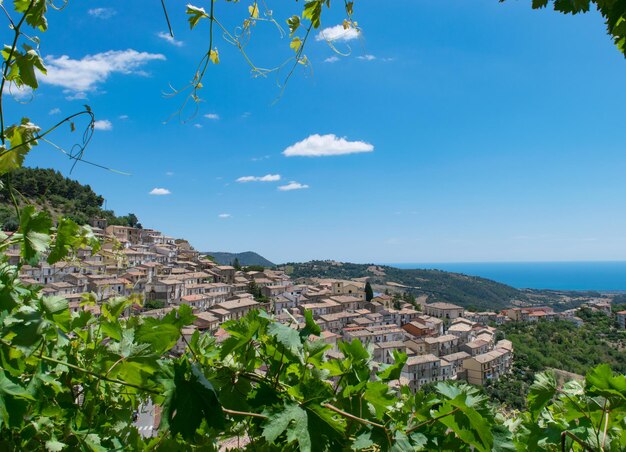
[134,401,157,438]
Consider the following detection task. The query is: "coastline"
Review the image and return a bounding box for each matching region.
[381,261,626,291]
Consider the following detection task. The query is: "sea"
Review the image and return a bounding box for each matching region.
[385,261,626,291]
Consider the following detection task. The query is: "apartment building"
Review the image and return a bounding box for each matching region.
[401,354,441,392]
[424,302,464,320]
[462,344,513,385]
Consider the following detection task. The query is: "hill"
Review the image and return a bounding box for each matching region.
[0,167,139,229]
[279,260,529,311]
[205,251,275,267]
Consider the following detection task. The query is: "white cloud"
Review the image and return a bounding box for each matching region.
[48,108,61,115]
[88,8,116,19]
[316,25,359,42]
[241,112,251,118]
[236,174,281,183]
[324,56,340,63]
[42,49,166,96]
[10,85,33,101]
[93,119,112,131]
[278,181,309,191]
[283,134,374,157]
[65,91,88,101]
[149,188,171,195]
[204,113,220,120]
[118,114,129,120]
[165,171,174,176]
[218,213,231,219]
[194,123,203,129]
[157,31,183,47]
[357,54,376,61]
[251,155,270,161]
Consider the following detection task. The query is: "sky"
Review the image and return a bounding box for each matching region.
[5,1,626,264]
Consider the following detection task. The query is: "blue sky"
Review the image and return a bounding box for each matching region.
[6,1,626,264]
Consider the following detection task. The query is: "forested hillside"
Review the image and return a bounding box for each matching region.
[486,307,626,409]
[0,167,140,229]
[280,260,529,311]
[503,309,626,376]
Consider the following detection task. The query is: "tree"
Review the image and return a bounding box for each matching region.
[127,213,140,228]
[244,264,265,272]
[247,280,268,302]
[402,291,416,306]
[232,257,241,270]
[365,281,374,302]
[144,299,166,310]
[393,293,403,310]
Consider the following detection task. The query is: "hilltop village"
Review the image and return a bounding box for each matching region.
[8,222,626,391]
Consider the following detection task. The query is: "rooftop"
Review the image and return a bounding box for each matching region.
[406,354,440,366]
[426,302,463,310]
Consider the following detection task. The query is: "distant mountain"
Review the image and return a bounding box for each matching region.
[278,260,531,311]
[205,251,275,267]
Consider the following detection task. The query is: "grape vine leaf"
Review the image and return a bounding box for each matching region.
[527,371,557,420]
[186,5,208,29]
[0,119,41,175]
[263,402,311,451]
[161,361,224,439]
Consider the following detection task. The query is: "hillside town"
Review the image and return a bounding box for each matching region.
[8,222,625,393]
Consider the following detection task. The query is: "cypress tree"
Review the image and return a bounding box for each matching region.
[365,281,374,302]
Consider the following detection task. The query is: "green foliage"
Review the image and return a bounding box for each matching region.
[143,299,166,310]
[0,167,140,228]
[392,292,402,310]
[18,204,51,263]
[13,0,48,32]
[501,316,626,376]
[484,369,532,410]
[526,371,557,419]
[1,45,46,90]
[402,290,416,305]
[0,119,40,175]
[246,280,269,303]
[161,360,225,439]
[487,313,626,410]
[365,281,374,301]
[47,217,100,264]
[186,5,209,29]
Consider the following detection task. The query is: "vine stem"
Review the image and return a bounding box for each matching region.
[601,406,610,450]
[561,430,595,452]
[406,407,460,434]
[321,402,386,430]
[5,335,279,421]
[0,110,94,158]
[159,0,173,38]
[222,408,267,419]
[37,354,161,394]
[0,0,35,144]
